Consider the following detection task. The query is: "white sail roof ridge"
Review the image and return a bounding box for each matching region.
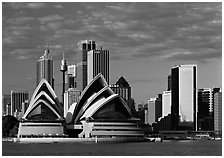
[74,86,114,123]
[24,99,62,120]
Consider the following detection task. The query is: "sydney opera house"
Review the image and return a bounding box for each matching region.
[17,74,144,140]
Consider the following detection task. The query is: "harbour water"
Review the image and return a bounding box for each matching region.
[2,140,222,156]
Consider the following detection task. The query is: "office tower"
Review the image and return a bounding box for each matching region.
[110,76,131,107]
[21,100,29,115]
[214,91,222,132]
[65,65,76,90]
[76,40,96,91]
[145,94,162,125]
[87,48,109,84]
[36,48,54,88]
[60,53,68,105]
[171,65,197,130]
[162,90,171,118]
[2,94,11,115]
[167,75,172,91]
[197,88,213,130]
[64,88,81,117]
[10,91,29,116]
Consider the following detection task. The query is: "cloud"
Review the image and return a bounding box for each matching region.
[38,14,64,24]
[6,2,46,9]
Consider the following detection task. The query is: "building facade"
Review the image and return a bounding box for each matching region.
[36,49,54,88]
[87,48,109,84]
[145,95,162,125]
[171,65,197,130]
[162,90,171,118]
[110,76,131,109]
[10,91,29,117]
[2,94,11,116]
[64,88,81,117]
[197,88,213,131]
[76,40,96,91]
[214,91,222,132]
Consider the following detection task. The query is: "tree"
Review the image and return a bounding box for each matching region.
[2,115,19,138]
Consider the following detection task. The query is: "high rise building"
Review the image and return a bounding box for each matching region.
[64,88,81,117]
[2,94,11,115]
[10,91,29,116]
[214,90,222,132]
[65,65,76,90]
[110,76,131,109]
[171,65,197,130]
[145,94,162,125]
[76,40,96,91]
[167,75,172,91]
[60,53,68,105]
[162,90,171,118]
[36,48,54,88]
[87,48,109,84]
[197,88,213,130]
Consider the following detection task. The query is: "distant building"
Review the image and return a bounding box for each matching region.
[145,94,162,125]
[36,48,54,88]
[110,76,131,108]
[10,91,29,117]
[64,88,81,117]
[162,90,171,118]
[214,91,222,132]
[167,75,172,91]
[2,94,11,115]
[87,48,109,84]
[197,88,213,131]
[76,40,96,91]
[171,64,197,130]
[65,65,76,90]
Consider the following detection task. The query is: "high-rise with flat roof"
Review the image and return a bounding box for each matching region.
[214,91,222,132]
[2,94,11,116]
[162,90,171,118]
[76,40,96,91]
[36,48,54,88]
[171,65,197,130]
[65,65,76,90]
[87,48,109,84]
[11,91,29,116]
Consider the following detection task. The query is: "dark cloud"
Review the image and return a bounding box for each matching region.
[2,2,221,63]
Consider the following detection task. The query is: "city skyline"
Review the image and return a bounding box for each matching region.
[2,2,222,104]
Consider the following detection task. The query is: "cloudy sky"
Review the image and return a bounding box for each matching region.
[2,2,222,104]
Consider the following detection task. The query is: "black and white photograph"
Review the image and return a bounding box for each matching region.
[2,1,222,156]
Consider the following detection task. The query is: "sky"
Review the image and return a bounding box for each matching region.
[2,2,222,105]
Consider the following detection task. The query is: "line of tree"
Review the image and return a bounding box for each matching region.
[2,115,19,138]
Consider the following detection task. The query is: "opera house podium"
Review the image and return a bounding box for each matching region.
[17,79,65,138]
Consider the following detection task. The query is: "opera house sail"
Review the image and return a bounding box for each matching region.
[18,79,65,138]
[66,73,144,138]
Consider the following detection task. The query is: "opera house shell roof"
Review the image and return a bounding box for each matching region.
[22,79,64,121]
[67,73,134,124]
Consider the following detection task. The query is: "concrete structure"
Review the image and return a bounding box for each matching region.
[214,91,222,132]
[60,53,68,105]
[18,79,64,138]
[36,48,54,88]
[87,48,109,84]
[2,94,11,115]
[171,64,197,130]
[76,40,96,91]
[65,65,76,90]
[197,88,213,131]
[145,95,162,125]
[10,91,29,117]
[162,90,171,118]
[66,74,144,138]
[64,88,81,117]
[110,76,131,109]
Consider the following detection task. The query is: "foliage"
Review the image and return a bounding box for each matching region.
[2,115,19,138]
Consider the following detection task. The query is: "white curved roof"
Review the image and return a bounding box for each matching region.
[66,102,77,123]
[22,79,63,120]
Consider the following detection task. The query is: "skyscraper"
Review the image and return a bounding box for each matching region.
[11,91,29,116]
[167,75,172,91]
[87,48,109,84]
[2,94,11,116]
[76,40,96,91]
[214,90,222,132]
[171,65,197,130]
[162,90,171,118]
[36,48,54,88]
[65,65,76,90]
